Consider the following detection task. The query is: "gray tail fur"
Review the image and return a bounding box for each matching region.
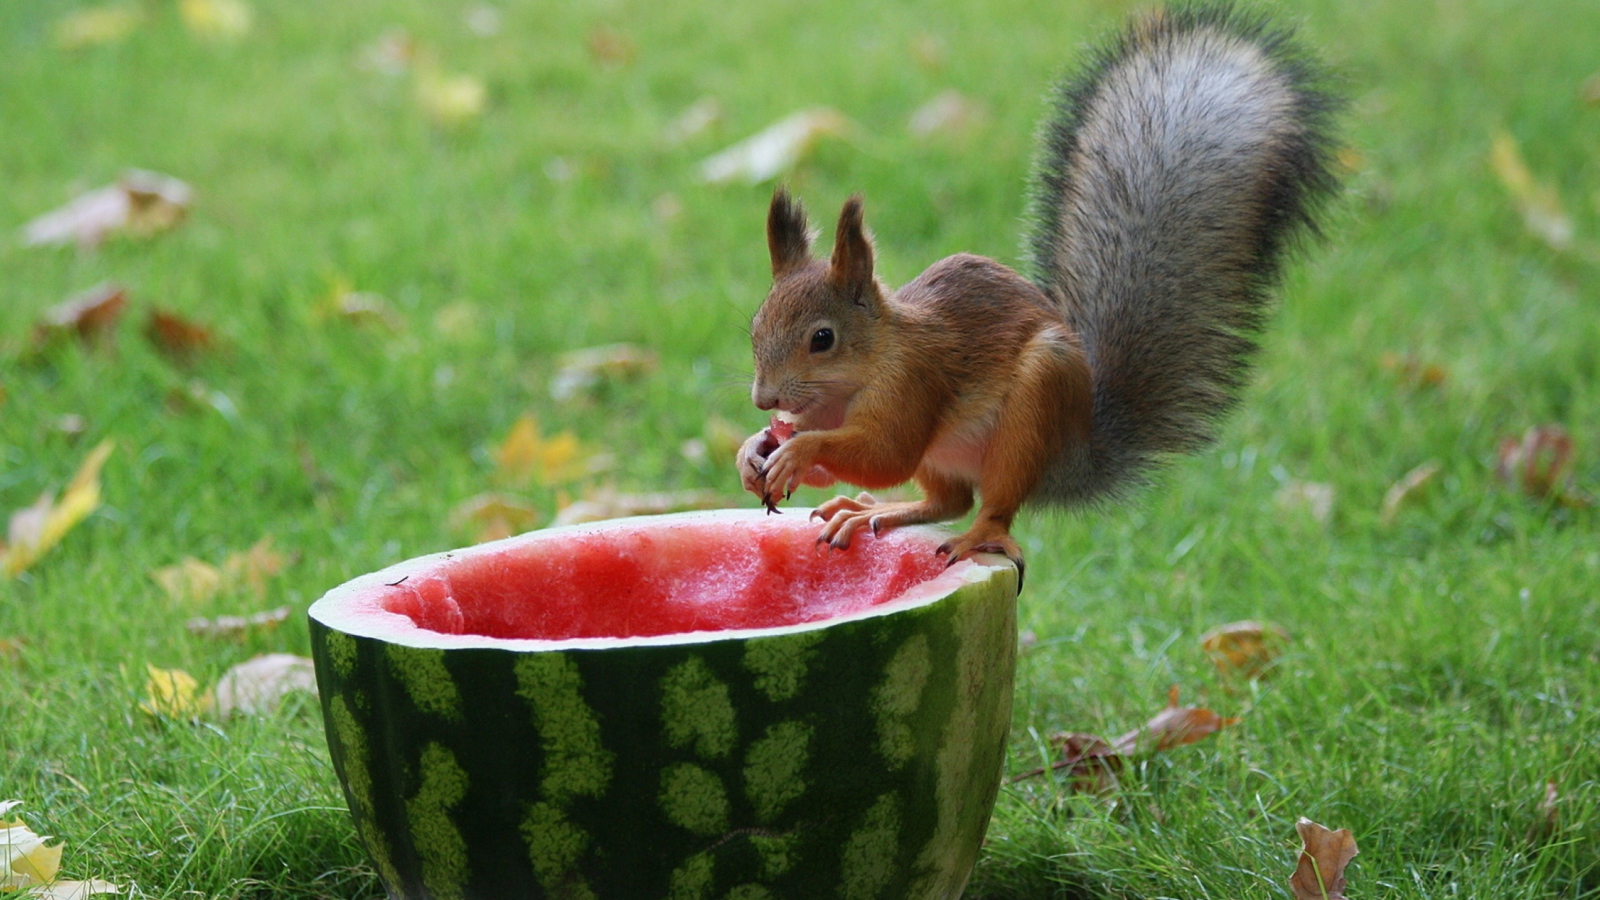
[1027,3,1341,507]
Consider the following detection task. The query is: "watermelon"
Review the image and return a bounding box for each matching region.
[308,509,1019,900]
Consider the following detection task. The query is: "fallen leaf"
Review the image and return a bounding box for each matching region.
[1335,146,1365,174]
[1490,131,1574,251]
[908,90,985,139]
[150,558,224,605]
[1200,621,1289,679]
[0,801,112,898]
[1527,780,1560,843]
[1275,480,1334,524]
[54,4,143,49]
[416,67,486,126]
[29,880,122,899]
[1045,733,1124,795]
[552,486,731,526]
[320,283,403,331]
[550,343,658,401]
[1378,351,1447,388]
[1380,460,1441,525]
[662,97,721,146]
[22,171,192,248]
[586,27,635,66]
[32,283,127,349]
[2,440,113,578]
[179,0,252,40]
[0,637,23,662]
[139,664,213,718]
[1113,685,1240,754]
[185,606,292,641]
[448,493,539,543]
[1288,818,1358,900]
[214,653,317,717]
[1496,424,1586,505]
[53,415,89,437]
[152,537,288,605]
[698,109,850,185]
[221,536,288,597]
[144,308,215,360]
[494,415,608,486]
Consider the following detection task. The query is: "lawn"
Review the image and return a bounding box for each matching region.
[3,0,1599,897]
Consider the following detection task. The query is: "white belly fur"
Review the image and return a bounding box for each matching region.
[921,405,998,483]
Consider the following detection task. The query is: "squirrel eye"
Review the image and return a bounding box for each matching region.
[809,328,835,353]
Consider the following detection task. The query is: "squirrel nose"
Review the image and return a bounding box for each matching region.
[752,384,778,410]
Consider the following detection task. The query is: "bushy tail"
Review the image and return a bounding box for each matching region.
[1027,3,1341,507]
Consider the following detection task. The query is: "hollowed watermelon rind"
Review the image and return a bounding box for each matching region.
[309,511,1019,900]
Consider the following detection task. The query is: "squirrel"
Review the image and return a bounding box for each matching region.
[737,3,1340,587]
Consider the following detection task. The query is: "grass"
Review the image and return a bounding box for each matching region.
[2,0,1598,896]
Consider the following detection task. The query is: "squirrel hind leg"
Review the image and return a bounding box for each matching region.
[935,521,1025,593]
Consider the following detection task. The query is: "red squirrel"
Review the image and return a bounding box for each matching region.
[737,4,1340,585]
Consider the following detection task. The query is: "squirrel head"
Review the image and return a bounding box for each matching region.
[749,188,885,431]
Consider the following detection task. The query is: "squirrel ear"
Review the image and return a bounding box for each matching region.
[767,187,812,280]
[828,194,876,305]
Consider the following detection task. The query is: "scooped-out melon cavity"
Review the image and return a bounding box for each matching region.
[309,509,1020,900]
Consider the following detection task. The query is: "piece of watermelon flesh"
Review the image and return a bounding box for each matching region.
[378,516,948,641]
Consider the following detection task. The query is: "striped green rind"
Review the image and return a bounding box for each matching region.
[310,520,1017,900]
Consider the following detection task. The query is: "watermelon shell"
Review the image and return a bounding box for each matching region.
[308,509,1019,900]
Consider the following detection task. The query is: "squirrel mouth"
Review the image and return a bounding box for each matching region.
[779,397,847,432]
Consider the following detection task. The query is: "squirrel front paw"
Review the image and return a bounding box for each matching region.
[737,428,782,512]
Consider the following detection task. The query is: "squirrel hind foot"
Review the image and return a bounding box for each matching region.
[937,527,1025,594]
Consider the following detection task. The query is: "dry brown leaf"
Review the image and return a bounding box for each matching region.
[214,653,317,717]
[662,98,722,146]
[1275,480,1334,524]
[494,415,609,486]
[144,308,215,360]
[139,664,213,718]
[416,67,486,126]
[552,486,730,526]
[179,0,252,40]
[22,170,191,248]
[151,558,224,605]
[1378,351,1447,388]
[1380,460,1441,525]
[151,537,288,605]
[32,283,127,349]
[448,493,540,543]
[1113,685,1240,754]
[550,343,658,401]
[698,109,850,185]
[1013,686,1238,789]
[1288,818,1358,900]
[222,537,289,597]
[185,606,292,641]
[1496,424,1587,505]
[908,90,986,139]
[1490,131,1574,251]
[586,27,635,66]
[54,4,144,49]
[2,441,113,578]
[1200,621,1289,679]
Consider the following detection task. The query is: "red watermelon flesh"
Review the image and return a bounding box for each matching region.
[372,512,950,642]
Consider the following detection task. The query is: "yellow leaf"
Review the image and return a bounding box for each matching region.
[698,109,850,185]
[1200,620,1289,679]
[493,416,603,486]
[179,0,253,40]
[3,441,113,578]
[54,4,143,50]
[448,493,540,543]
[416,68,486,126]
[150,558,224,605]
[139,665,213,718]
[220,536,287,598]
[1490,131,1574,251]
[1380,460,1441,525]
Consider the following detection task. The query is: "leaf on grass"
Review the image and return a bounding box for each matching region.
[1489,131,1574,251]
[586,27,635,66]
[0,637,23,663]
[1200,621,1290,680]
[552,486,731,526]
[54,4,144,50]
[163,379,239,420]
[432,301,482,340]
[0,801,117,897]
[448,493,540,543]
[179,0,253,41]
[139,664,213,718]
[185,606,292,641]
[214,653,316,717]
[22,170,192,248]
[144,308,215,360]
[1380,460,1441,525]
[1013,686,1239,790]
[32,283,127,350]
[698,109,850,185]
[1378,351,1447,388]
[1526,780,1560,843]
[2,441,113,578]
[494,415,609,486]
[662,97,722,146]
[908,90,985,139]
[416,67,486,126]
[1275,480,1334,524]
[1496,424,1588,506]
[152,537,288,605]
[550,343,658,402]
[1288,818,1358,900]
[29,880,122,900]
[319,281,403,331]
